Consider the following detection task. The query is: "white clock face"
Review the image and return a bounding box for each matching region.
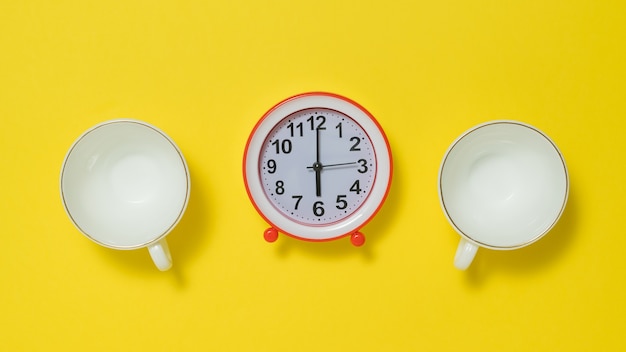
[259,108,376,225]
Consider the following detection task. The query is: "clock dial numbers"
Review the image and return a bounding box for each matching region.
[271,139,292,154]
[336,195,348,210]
[350,180,362,194]
[349,136,362,151]
[307,115,326,130]
[259,108,376,225]
[275,180,285,195]
[266,159,277,174]
[357,159,368,173]
[287,122,304,137]
[312,201,325,217]
[292,195,303,209]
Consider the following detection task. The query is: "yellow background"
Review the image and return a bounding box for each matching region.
[1,1,625,351]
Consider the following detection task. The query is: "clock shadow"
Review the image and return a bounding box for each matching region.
[275,235,374,261]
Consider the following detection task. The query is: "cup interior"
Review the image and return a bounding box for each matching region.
[60,121,189,249]
[439,122,568,248]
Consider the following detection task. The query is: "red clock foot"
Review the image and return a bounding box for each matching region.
[264,228,279,243]
[350,232,365,247]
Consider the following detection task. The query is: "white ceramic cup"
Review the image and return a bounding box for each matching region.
[438,121,568,270]
[60,119,190,271]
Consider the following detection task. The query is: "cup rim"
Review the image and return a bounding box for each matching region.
[438,120,569,250]
[59,119,191,250]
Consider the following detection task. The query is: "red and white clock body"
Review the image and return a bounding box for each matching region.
[243,92,392,246]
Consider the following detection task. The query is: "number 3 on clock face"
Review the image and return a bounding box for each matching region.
[243,92,393,246]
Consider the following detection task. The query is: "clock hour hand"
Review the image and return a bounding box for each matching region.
[321,161,357,168]
[314,163,322,197]
[307,161,358,170]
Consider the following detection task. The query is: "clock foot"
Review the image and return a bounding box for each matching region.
[264,228,279,243]
[350,232,365,247]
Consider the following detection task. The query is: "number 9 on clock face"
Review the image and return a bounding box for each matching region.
[243,93,392,246]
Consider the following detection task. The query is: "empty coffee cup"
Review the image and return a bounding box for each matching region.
[438,121,568,270]
[60,119,190,271]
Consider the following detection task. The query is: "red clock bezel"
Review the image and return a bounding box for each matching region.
[243,92,393,245]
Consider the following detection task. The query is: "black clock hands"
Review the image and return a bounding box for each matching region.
[309,127,359,198]
[316,125,321,164]
[307,161,358,170]
[321,162,357,168]
[313,163,322,197]
[312,127,323,197]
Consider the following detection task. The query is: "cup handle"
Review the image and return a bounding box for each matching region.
[148,238,172,271]
[454,237,478,270]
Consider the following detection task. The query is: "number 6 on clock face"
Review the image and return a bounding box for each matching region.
[243,92,393,246]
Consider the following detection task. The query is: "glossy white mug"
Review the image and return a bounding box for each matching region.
[438,121,568,270]
[60,119,190,271]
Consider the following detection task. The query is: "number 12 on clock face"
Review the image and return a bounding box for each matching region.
[243,93,392,246]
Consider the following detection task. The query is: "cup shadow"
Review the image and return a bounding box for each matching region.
[463,181,580,284]
[93,160,212,284]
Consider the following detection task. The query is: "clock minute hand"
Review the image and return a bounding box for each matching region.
[316,126,321,165]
